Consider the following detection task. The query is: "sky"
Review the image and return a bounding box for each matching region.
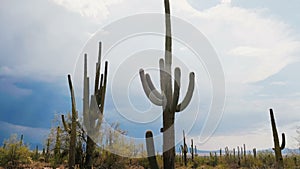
[0,0,300,152]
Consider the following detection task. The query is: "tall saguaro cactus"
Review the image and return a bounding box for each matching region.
[64,75,77,169]
[83,42,108,169]
[269,109,285,169]
[140,0,195,168]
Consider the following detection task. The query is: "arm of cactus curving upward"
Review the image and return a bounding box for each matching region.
[61,114,71,133]
[159,59,165,91]
[94,42,102,94]
[94,63,100,94]
[139,69,163,106]
[145,74,164,100]
[145,130,159,169]
[96,74,104,105]
[176,72,195,112]
[280,133,286,150]
[83,54,90,129]
[171,67,181,112]
[99,61,108,114]
[68,75,78,120]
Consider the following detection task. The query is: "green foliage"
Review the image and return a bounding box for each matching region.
[0,134,31,167]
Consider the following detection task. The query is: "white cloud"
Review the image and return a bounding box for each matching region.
[220,0,231,4]
[52,0,124,20]
[0,121,49,143]
[2,0,300,149]
[185,5,300,83]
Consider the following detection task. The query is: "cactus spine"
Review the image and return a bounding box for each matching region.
[83,42,108,169]
[269,109,285,169]
[140,1,195,168]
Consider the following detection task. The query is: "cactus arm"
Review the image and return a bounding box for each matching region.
[145,131,159,169]
[99,61,108,114]
[94,61,108,132]
[96,74,104,105]
[145,74,164,100]
[94,42,103,94]
[68,75,77,117]
[94,62,100,94]
[83,54,90,129]
[139,69,163,106]
[280,133,286,150]
[171,67,181,112]
[176,72,195,112]
[159,59,167,109]
[61,114,71,133]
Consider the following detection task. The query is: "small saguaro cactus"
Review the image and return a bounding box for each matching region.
[253,148,257,158]
[269,109,285,169]
[19,134,23,146]
[190,139,194,160]
[182,130,188,166]
[140,0,195,168]
[243,144,246,159]
[54,126,61,164]
[145,131,159,169]
[233,148,236,160]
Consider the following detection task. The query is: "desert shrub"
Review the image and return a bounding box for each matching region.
[0,134,31,168]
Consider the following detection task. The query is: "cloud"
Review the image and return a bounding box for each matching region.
[1,0,300,150]
[0,121,49,147]
[52,0,124,20]
[0,0,96,82]
[186,5,300,83]
[0,76,69,128]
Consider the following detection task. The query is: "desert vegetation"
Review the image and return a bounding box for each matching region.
[1,0,300,169]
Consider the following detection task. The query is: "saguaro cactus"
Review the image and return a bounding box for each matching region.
[140,0,195,168]
[65,75,77,169]
[182,130,188,166]
[145,131,159,169]
[269,109,285,169]
[190,139,194,160]
[19,134,23,146]
[253,148,256,158]
[83,42,108,169]
[54,126,61,165]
